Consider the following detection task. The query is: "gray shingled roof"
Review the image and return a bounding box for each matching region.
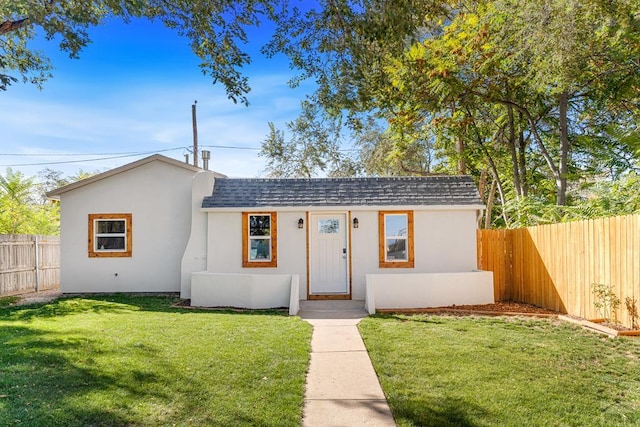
[202,176,482,208]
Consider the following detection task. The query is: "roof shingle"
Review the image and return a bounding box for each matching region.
[202,176,482,208]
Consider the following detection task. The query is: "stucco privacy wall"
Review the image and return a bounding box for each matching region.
[365,270,494,313]
[206,211,308,298]
[57,161,197,292]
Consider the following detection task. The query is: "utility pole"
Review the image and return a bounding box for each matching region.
[192,100,198,168]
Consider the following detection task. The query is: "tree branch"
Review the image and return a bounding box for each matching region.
[0,18,30,35]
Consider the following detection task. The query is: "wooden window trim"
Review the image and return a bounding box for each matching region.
[242,212,278,268]
[378,210,414,268]
[88,213,132,258]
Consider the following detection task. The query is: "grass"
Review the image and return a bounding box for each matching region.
[0,294,312,426]
[0,296,20,308]
[358,314,640,427]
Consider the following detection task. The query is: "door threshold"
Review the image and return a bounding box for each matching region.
[308,294,351,300]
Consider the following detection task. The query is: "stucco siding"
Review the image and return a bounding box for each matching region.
[204,208,479,301]
[206,211,308,298]
[416,210,478,272]
[59,161,196,292]
[350,209,479,299]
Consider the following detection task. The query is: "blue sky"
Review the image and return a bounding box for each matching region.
[0,17,314,179]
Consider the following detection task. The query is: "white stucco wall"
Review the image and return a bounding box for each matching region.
[191,272,297,310]
[365,271,494,313]
[349,209,479,299]
[206,211,308,298]
[201,207,479,302]
[180,171,216,298]
[58,161,197,293]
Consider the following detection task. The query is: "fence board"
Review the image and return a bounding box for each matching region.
[0,235,60,296]
[478,214,640,329]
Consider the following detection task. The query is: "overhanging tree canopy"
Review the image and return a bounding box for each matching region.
[0,0,281,104]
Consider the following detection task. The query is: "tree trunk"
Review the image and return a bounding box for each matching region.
[477,168,488,228]
[557,91,569,206]
[456,136,466,175]
[518,111,528,196]
[484,178,497,229]
[507,105,522,199]
[472,137,509,226]
[493,98,561,203]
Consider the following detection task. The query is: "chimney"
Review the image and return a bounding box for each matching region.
[201,150,211,170]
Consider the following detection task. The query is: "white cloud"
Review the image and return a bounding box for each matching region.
[0,68,312,178]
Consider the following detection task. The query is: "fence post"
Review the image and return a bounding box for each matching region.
[34,235,40,292]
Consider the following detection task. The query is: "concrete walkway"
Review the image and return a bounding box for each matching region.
[298,300,396,427]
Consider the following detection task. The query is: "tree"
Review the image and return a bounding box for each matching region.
[36,167,96,203]
[0,167,92,235]
[1,0,280,104]
[262,0,640,226]
[259,99,349,177]
[0,167,47,233]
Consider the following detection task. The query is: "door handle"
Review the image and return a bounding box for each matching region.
[342,248,347,254]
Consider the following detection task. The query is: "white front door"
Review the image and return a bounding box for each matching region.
[309,213,349,294]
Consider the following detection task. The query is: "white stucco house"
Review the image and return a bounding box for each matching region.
[48,154,494,314]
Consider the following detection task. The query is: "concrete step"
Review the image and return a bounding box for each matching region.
[299,299,365,311]
[298,300,368,322]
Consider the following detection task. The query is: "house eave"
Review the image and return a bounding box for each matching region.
[46,154,226,199]
[201,204,486,213]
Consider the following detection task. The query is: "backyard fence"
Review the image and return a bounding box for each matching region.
[477,214,640,329]
[0,234,60,296]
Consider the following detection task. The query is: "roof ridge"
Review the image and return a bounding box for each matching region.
[217,175,474,181]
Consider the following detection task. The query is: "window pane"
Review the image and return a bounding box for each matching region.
[250,238,271,260]
[318,219,339,234]
[97,237,125,250]
[385,214,407,237]
[386,238,407,261]
[96,220,125,234]
[249,215,271,236]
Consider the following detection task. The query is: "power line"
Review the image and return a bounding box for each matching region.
[1,153,160,167]
[201,144,261,150]
[0,144,264,167]
[0,150,171,157]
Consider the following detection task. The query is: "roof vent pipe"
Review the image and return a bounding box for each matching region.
[201,150,211,170]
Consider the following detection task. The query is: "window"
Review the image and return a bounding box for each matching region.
[318,218,339,234]
[242,212,277,267]
[88,213,132,258]
[378,211,414,268]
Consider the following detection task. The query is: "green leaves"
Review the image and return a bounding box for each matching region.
[0,0,279,104]
[259,99,351,177]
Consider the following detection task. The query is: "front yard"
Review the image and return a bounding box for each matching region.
[359,314,640,427]
[0,295,312,426]
[4,296,640,427]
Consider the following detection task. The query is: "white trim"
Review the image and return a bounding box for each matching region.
[383,213,409,262]
[93,218,127,253]
[202,204,485,213]
[308,212,350,295]
[47,154,226,199]
[247,213,273,262]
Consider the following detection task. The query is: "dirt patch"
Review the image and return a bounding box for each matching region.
[11,288,62,306]
[438,302,559,314]
[378,301,560,317]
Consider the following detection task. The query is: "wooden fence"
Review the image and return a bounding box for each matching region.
[0,235,60,296]
[477,214,640,329]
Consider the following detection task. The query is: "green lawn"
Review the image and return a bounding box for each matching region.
[359,314,640,427]
[0,295,312,426]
